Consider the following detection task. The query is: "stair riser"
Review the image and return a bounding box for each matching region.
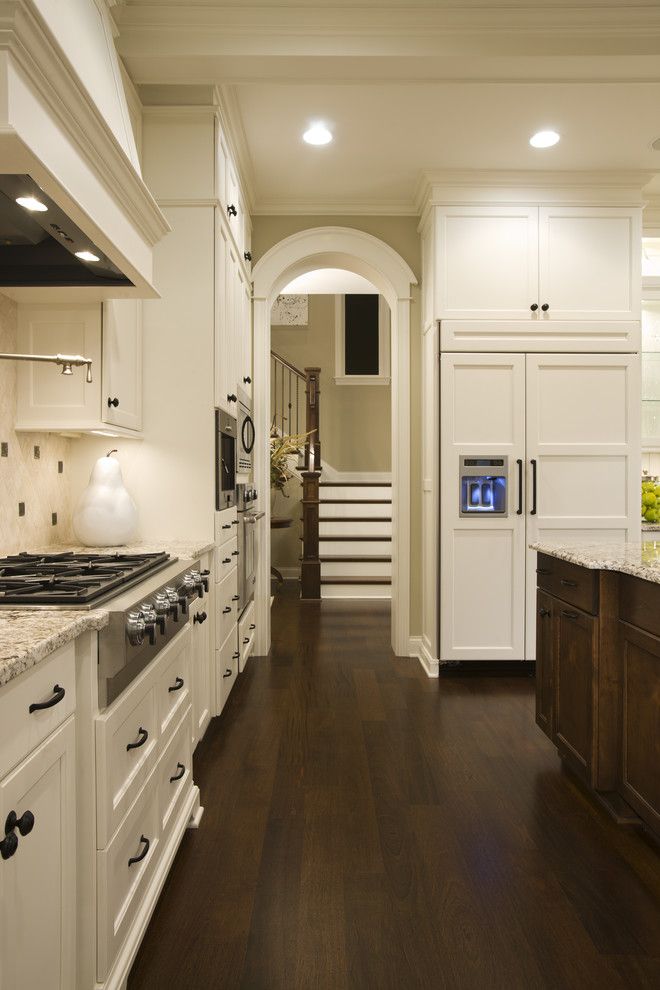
[320,503,391,520]
[320,521,392,537]
[319,540,392,557]
[320,486,392,501]
[321,561,392,578]
[321,584,392,599]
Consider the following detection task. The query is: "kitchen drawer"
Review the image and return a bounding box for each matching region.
[155,625,191,747]
[0,641,76,779]
[95,682,158,849]
[215,538,239,584]
[619,573,660,638]
[216,627,239,715]
[536,553,599,615]
[156,706,193,839]
[214,508,239,556]
[97,775,160,981]
[216,566,239,649]
[238,600,256,672]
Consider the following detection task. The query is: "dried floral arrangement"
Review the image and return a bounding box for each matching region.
[270,425,314,495]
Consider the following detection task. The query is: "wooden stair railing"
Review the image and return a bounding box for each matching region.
[271,351,321,598]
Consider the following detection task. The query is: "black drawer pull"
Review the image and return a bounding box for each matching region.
[538,608,551,618]
[169,763,186,783]
[232,550,239,556]
[126,726,149,751]
[223,606,232,614]
[561,609,579,621]
[560,578,577,588]
[222,524,231,530]
[536,568,551,576]
[232,595,240,601]
[29,683,65,714]
[0,832,18,860]
[243,637,250,644]
[168,676,184,693]
[223,668,232,678]
[222,557,231,564]
[233,651,240,659]
[232,519,239,525]
[249,623,255,630]
[5,810,34,837]
[128,835,150,867]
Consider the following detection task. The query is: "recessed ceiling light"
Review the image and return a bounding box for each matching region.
[75,250,100,262]
[303,123,333,146]
[16,196,48,212]
[530,130,560,149]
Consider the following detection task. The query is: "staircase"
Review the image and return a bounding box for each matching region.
[318,480,392,598]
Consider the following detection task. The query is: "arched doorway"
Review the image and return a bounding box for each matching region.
[252,227,417,657]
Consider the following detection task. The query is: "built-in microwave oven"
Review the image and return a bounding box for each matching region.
[237,387,255,475]
[215,409,237,510]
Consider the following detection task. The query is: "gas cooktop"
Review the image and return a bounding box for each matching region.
[0,551,172,607]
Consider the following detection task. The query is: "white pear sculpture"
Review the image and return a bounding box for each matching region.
[72,449,138,547]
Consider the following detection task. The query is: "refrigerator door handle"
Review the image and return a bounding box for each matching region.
[516,458,523,515]
[530,459,537,515]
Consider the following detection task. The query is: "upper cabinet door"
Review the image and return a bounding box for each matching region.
[102,300,142,432]
[16,304,101,430]
[538,206,641,322]
[435,205,539,320]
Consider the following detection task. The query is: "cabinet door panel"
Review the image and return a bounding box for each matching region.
[618,622,660,833]
[190,594,212,746]
[214,216,230,411]
[539,207,641,321]
[535,590,555,739]
[525,353,640,658]
[0,719,75,990]
[435,206,538,320]
[555,607,596,773]
[102,299,142,431]
[440,353,526,661]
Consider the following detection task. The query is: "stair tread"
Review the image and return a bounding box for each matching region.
[319,481,391,487]
[304,535,392,542]
[320,555,392,563]
[321,577,392,585]
[319,517,392,522]
[320,498,392,504]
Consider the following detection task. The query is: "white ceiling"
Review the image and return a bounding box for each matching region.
[115,2,660,213]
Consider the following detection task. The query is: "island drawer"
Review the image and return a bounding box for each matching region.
[535,553,599,615]
[619,574,660,638]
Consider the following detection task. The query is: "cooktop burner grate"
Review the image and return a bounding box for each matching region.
[0,551,171,605]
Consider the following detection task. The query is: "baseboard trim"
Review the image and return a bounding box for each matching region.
[408,637,440,678]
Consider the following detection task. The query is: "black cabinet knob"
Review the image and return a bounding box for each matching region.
[530,303,538,312]
[0,831,18,860]
[243,376,252,384]
[541,303,549,312]
[5,810,34,837]
[538,608,551,618]
[193,611,208,624]
[227,393,237,403]
[244,251,252,262]
[227,204,237,217]
[107,397,120,408]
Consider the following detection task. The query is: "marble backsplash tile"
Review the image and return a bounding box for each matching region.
[0,293,73,554]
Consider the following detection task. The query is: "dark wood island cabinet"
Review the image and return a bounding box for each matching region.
[535,547,660,838]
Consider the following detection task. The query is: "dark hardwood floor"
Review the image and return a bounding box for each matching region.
[128,584,660,989]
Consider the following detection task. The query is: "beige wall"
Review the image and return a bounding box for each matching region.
[253,215,423,637]
[0,293,73,554]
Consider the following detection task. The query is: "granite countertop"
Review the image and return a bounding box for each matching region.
[530,540,660,585]
[642,522,660,533]
[28,539,216,561]
[0,609,109,688]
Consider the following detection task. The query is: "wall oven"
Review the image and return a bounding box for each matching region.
[215,409,237,510]
[237,484,264,613]
[237,387,255,475]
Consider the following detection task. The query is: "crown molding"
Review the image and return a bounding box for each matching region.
[0,0,169,248]
[252,199,418,217]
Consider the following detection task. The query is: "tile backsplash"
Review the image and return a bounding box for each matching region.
[0,293,73,553]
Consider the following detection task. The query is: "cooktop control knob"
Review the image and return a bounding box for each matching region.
[140,603,160,644]
[189,569,209,597]
[163,586,180,621]
[154,591,173,624]
[126,610,146,647]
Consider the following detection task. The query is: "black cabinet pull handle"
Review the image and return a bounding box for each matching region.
[530,303,538,312]
[223,606,231,614]
[243,637,250,644]
[168,676,184,693]
[232,595,240,601]
[227,204,237,217]
[169,763,185,783]
[249,623,255,630]
[536,567,551,575]
[560,578,577,588]
[128,835,150,867]
[193,611,208,624]
[539,608,551,618]
[530,459,537,515]
[231,550,239,556]
[223,668,232,678]
[222,523,231,530]
[5,810,34,837]
[126,726,149,751]
[222,557,231,564]
[561,609,579,621]
[516,458,523,515]
[232,520,239,525]
[107,397,119,408]
[541,303,549,312]
[0,832,18,860]
[29,684,65,714]
[232,651,240,659]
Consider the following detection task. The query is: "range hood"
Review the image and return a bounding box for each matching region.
[0,175,132,287]
[0,0,169,298]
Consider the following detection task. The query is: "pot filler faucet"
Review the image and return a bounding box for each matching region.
[0,351,93,381]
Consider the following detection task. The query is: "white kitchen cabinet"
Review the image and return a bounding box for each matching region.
[428,203,641,350]
[190,586,213,748]
[0,718,76,990]
[440,351,640,663]
[16,301,143,436]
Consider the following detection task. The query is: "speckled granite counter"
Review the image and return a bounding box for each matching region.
[642,522,660,533]
[0,609,109,687]
[27,540,215,561]
[530,541,660,584]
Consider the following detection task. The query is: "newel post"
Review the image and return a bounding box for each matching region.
[304,367,321,471]
[300,470,321,599]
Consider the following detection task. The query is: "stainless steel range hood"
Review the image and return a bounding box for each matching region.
[0,175,133,288]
